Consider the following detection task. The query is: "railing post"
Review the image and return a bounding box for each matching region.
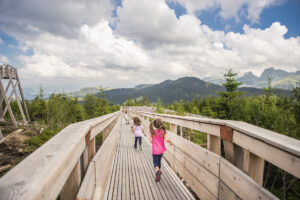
[60,160,82,200]
[243,150,264,185]
[221,126,235,164]
[207,134,221,155]
[180,126,183,137]
[170,124,177,134]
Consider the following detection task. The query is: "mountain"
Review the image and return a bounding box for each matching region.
[205,68,300,90]
[237,72,260,86]
[101,76,291,104]
[67,87,112,98]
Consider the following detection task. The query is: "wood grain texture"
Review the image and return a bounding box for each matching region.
[220,158,278,200]
[0,111,120,200]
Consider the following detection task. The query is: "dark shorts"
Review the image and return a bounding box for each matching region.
[152,153,163,169]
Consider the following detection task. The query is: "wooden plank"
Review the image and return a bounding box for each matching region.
[234,144,244,170]
[207,134,221,155]
[136,111,223,137]
[219,158,278,200]
[170,124,177,134]
[106,137,120,200]
[223,140,235,164]
[242,150,264,186]
[77,161,96,200]
[0,112,119,200]
[127,130,140,200]
[0,79,17,128]
[218,180,240,200]
[167,131,220,176]
[233,130,300,179]
[90,113,119,139]
[226,120,300,157]
[16,72,30,121]
[172,157,217,200]
[10,78,26,124]
[166,142,219,197]
[93,116,121,200]
[123,129,130,200]
[60,160,82,200]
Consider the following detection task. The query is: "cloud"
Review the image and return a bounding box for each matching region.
[1,0,299,91]
[0,55,9,64]
[167,0,284,23]
[0,37,3,44]
[0,0,113,39]
[116,0,203,47]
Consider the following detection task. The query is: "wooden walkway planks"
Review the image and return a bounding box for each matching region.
[103,120,195,200]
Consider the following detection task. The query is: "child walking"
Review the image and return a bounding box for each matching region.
[132,117,145,150]
[150,119,173,182]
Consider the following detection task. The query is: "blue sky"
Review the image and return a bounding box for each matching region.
[166,0,300,38]
[0,0,299,91]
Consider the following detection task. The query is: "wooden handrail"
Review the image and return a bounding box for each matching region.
[132,109,300,200]
[0,111,121,200]
[135,111,300,178]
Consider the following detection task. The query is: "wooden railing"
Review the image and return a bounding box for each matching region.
[132,110,300,200]
[0,111,121,200]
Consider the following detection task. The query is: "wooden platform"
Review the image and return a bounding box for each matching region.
[103,121,195,200]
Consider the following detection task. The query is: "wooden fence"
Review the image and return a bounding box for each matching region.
[0,111,121,200]
[132,110,300,200]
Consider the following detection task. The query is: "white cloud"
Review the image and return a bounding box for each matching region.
[116,0,203,47]
[1,0,298,91]
[0,55,9,64]
[17,20,150,89]
[0,37,3,44]
[167,0,284,23]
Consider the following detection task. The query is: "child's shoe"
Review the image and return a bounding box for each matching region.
[139,146,142,151]
[155,170,162,182]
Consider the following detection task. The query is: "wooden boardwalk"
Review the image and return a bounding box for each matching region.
[103,120,195,200]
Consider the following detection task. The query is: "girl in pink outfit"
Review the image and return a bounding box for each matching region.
[150,119,173,182]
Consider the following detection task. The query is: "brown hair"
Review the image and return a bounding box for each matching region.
[133,117,142,126]
[150,118,166,137]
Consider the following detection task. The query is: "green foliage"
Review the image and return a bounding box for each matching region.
[24,88,119,150]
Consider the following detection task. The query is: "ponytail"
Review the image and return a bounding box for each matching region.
[150,122,155,136]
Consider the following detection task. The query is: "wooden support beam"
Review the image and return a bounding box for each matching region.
[207,134,221,155]
[0,79,17,128]
[10,78,27,124]
[60,160,82,200]
[243,150,264,186]
[170,124,177,134]
[16,72,30,122]
[88,138,96,162]
[3,81,18,117]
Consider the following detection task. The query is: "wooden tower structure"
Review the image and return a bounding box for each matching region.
[0,64,30,128]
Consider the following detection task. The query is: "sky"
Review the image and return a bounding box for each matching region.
[0,0,299,91]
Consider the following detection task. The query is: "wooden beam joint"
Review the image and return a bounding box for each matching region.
[220,126,233,142]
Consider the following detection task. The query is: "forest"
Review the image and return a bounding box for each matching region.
[5,69,300,199]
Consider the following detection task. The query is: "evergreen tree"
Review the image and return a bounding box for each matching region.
[218,69,243,119]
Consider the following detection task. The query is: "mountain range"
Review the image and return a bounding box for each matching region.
[203,67,300,90]
[100,77,291,104]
